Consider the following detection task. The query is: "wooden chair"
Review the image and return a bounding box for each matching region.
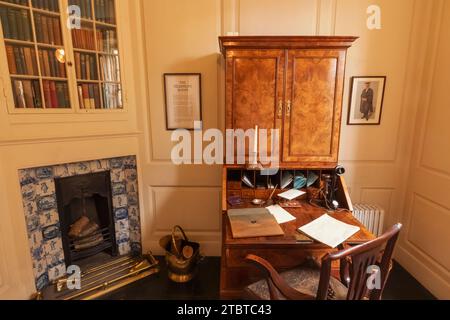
[244,223,402,300]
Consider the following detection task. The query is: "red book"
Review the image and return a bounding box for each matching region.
[49,81,58,108]
[43,81,52,108]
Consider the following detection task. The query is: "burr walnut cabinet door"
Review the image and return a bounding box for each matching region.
[282,49,346,166]
[225,49,285,161]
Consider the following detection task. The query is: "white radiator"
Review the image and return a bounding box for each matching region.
[352,204,385,237]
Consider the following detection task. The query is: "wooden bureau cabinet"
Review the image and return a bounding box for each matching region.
[220,36,357,167]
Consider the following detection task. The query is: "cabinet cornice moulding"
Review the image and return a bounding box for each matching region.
[0,131,143,146]
[219,36,359,55]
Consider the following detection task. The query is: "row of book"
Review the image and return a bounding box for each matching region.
[97,28,117,53]
[77,83,100,109]
[99,54,119,82]
[69,0,92,19]
[103,83,121,109]
[12,79,42,108]
[94,0,115,25]
[6,45,38,75]
[74,52,97,80]
[34,13,62,45]
[0,7,32,41]
[43,80,70,108]
[72,27,96,50]
[32,0,59,12]
[39,47,66,78]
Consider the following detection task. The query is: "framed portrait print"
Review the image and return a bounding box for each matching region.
[164,73,202,130]
[347,76,386,125]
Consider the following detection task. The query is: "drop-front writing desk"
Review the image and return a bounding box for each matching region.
[220,189,375,300]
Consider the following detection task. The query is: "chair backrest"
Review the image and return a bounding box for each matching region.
[317,223,402,300]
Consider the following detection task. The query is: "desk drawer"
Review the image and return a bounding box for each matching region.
[225,248,334,269]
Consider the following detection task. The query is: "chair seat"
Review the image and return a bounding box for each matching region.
[245,266,348,300]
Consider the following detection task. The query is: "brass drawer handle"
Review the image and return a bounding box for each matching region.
[278,100,283,118]
[286,100,291,117]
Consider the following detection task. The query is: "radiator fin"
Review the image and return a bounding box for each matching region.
[352,204,385,237]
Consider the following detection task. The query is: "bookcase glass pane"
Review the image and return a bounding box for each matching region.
[42,80,71,108]
[32,0,59,13]
[11,78,43,108]
[69,0,92,19]
[94,0,115,25]
[74,51,98,80]
[102,83,122,109]
[33,12,63,45]
[72,21,95,50]
[38,46,67,78]
[6,43,38,75]
[77,83,101,109]
[0,4,33,41]
[99,53,119,82]
[97,25,116,53]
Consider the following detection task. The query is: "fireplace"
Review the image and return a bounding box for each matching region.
[19,156,142,290]
[55,171,118,266]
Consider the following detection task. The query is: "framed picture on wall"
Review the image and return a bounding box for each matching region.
[347,76,386,125]
[164,73,202,130]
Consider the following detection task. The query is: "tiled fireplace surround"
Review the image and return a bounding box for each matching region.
[19,156,142,290]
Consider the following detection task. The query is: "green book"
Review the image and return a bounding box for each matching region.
[20,10,31,41]
[15,10,23,40]
[55,82,66,108]
[0,6,10,39]
[7,8,17,39]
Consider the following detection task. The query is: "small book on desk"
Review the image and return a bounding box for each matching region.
[227,208,284,239]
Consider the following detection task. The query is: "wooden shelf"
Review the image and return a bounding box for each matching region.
[77,79,100,83]
[11,74,39,79]
[42,76,68,81]
[32,8,60,16]
[74,48,97,54]
[37,42,63,49]
[0,1,29,10]
[4,38,35,46]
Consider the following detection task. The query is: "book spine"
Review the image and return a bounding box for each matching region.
[80,53,86,79]
[75,52,81,79]
[22,80,34,108]
[77,85,85,109]
[0,7,11,39]
[6,45,17,74]
[88,84,95,108]
[34,14,42,43]
[93,84,101,108]
[90,55,96,79]
[21,9,31,41]
[41,15,49,43]
[52,16,62,45]
[46,15,55,44]
[49,81,58,107]
[31,48,39,75]
[82,84,90,109]
[55,82,65,108]
[13,80,26,108]
[23,46,34,75]
[85,54,91,80]
[43,80,52,108]
[7,8,18,39]
[15,10,23,40]
[63,83,70,108]
[31,80,42,108]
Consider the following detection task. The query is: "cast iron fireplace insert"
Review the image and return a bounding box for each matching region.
[55,171,118,266]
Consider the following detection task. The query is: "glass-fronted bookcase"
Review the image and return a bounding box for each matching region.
[0,0,124,113]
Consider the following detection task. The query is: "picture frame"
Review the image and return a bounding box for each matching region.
[164,73,202,130]
[347,76,386,125]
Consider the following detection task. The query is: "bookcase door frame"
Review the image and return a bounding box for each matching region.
[0,0,127,114]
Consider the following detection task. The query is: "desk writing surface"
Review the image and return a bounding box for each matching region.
[224,200,375,247]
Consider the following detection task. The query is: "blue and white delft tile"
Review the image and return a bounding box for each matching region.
[19,169,38,187]
[115,219,130,234]
[35,179,55,197]
[26,214,41,233]
[39,209,59,228]
[28,229,43,252]
[114,207,128,221]
[23,200,38,218]
[128,206,139,219]
[74,162,91,175]
[111,182,127,196]
[48,263,66,282]
[35,272,50,291]
[89,159,109,173]
[126,180,138,194]
[54,164,70,178]
[21,184,37,202]
[127,193,139,207]
[41,223,61,242]
[43,237,63,256]
[45,250,65,270]
[31,245,45,262]
[129,231,141,244]
[35,167,54,180]
[124,169,137,182]
[123,156,137,169]
[113,194,128,209]
[109,158,124,169]
[36,195,57,212]
[118,242,131,256]
[128,217,141,233]
[110,168,125,183]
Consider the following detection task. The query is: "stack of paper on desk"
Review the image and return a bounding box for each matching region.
[278,189,306,201]
[298,214,360,248]
[227,208,284,239]
[266,205,296,224]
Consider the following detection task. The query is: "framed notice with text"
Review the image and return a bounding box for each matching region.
[164,73,202,130]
